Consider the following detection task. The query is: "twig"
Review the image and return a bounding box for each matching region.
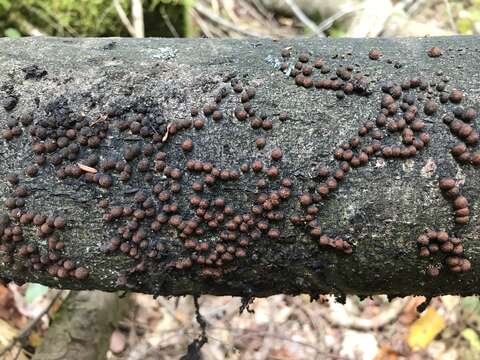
[90,113,108,127]
[190,8,216,38]
[443,0,457,33]
[78,163,98,174]
[13,345,22,360]
[113,0,137,37]
[162,123,172,142]
[157,297,186,326]
[194,2,266,37]
[397,0,417,12]
[131,0,145,38]
[160,6,180,37]
[406,0,428,16]
[0,292,64,358]
[284,0,324,36]
[179,295,208,360]
[256,300,276,360]
[317,4,365,33]
[250,0,274,20]
[222,0,241,25]
[212,326,349,360]
[7,14,45,36]
[321,297,409,330]
[242,1,269,24]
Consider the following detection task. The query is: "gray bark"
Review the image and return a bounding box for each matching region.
[0,36,479,299]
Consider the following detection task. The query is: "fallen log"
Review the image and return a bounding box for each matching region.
[0,36,479,298]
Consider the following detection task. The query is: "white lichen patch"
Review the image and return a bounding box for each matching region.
[421,158,437,177]
[403,159,415,172]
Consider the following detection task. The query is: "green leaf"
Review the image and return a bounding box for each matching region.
[462,296,480,312]
[462,328,480,352]
[0,0,11,11]
[4,28,22,38]
[25,284,49,304]
[329,28,346,38]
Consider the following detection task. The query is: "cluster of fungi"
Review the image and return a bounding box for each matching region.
[279,44,477,277]
[0,42,477,288]
[1,70,299,284]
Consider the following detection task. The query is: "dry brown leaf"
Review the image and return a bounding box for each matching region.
[78,163,98,173]
[407,307,446,351]
[90,114,108,127]
[110,329,127,354]
[0,319,29,360]
[162,123,172,142]
[374,346,398,360]
[0,285,26,328]
[270,346,299,360]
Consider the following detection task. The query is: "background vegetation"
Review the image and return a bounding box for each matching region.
[0,0,479,39]
[1,1,480,359]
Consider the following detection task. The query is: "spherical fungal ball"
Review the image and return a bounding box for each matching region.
[439,178,455,190]
[453,196,468,209]
[427,47,442,58]
[299,193,312,206]
[368,48,382,60]
[212,110,223,121]
[271,148,283,161]
[25,164,39,177]
[436,231,449,243]
[53,217,66,229]
[424,100,438,115]
[461,259,471,272]
[255,137,266,149]
[455,216,469,225]
[298,53,310,63]
[472,152,480,166]
[266,166,278,178]
[451,143,467,157]
[181,138,193,152]
[427,266,440,277]
[449,90,463,104]
[98,174,113,189]
[417,234,429,246]
[252,160,263,173]
[74,267,90,280]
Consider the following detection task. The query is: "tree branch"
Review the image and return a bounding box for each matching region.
[0,36,479,299]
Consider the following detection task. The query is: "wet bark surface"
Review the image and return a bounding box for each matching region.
[0,36,479,298]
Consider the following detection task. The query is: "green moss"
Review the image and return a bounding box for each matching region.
[0,0,190,37]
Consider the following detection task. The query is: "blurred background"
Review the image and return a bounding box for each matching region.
[0,0,480,38]
[1,1,480,359]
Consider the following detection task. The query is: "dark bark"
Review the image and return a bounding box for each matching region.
[0,36,479,298]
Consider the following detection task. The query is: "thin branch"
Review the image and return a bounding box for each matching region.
[190,8,217,38]
[406,0,428,16]
[113,0,137,37]
[194,2,266,38]
[160,6,180,37]
[443,0,457,33]
[317,4,365,33]
[0,292,64,358]
[131,0,145,38]
[7,13,45,36]
[211,326,349,360]
[283,0,324,36]
[320,297,409,330]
